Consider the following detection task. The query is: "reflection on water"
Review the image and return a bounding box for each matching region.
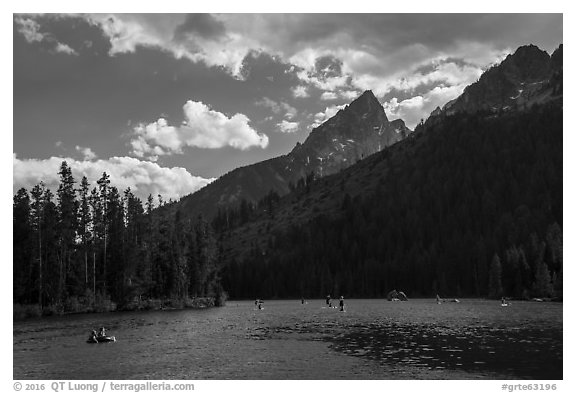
[263,322,560,379]
[14,299,562,379]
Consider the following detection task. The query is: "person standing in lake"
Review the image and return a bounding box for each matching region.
[339,296,345,311]
[326,294,331,307]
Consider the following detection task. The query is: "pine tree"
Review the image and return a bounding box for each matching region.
[532,255,554,298]
[192,216,218,297]
[171,211,188,299]
[77,176,92,291]
[504,245,526,298]
[106,186,124,300]
[89,187,101,298]
[488,253,503,299]
[30,183,46,307]
[547,224,562,265]
[97,172,111,294]
[40,188,59,309]
[553,261,563,299]
[15,169,228,310]
[141,194,155,298]
[57,161,78,302]
[517,246,531,299]
[548,223,563,298]
[13,188,32,303]
[121,188,145,305]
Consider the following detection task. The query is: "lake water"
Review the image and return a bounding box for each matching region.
[13,299,562,380]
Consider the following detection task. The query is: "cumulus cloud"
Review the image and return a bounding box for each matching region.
[17,14,561,127]
[173,14,227,41]
[348,58,485,125]
[131,100,269,159]
[384,84,466,129]
[339,90,360,100]
[276,120,299,133]
[75,145,98,160]
[282,105,298,120]
[273,14,559,92]
[315,55,344,78]
[82,14,260,78]
[320,91,338,100]
[88,14,172,55]
[55,42,77,55]
[255,97,297,119]
[13,154,214,202]
[18,14,560,96]
[289,53,350,92]
[15,15,78,55]
[291,85,309,98]
[353,59,484,97]
[296,69,351,92]
[15,16,45,43]
[22,14,561,81]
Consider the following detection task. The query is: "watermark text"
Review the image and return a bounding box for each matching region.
[502,384,557,392]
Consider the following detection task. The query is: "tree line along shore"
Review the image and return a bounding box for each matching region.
[14,163,226,319]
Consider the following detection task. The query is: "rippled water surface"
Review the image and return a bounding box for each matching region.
[13,299,562,379]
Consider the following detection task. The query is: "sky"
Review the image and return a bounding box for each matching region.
[12,13,563,202]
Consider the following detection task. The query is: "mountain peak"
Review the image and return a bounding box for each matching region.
[513,44,548,56]
[176,86,411,220]
[507,44,550,66]
[499,44,551,83]
[350,89,379,106]
[289,87,406,179]
[347,90,386,119]
[357,89,378,101]
[420,43,560,125]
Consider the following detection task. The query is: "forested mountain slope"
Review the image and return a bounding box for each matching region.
[219,56,562,299]
[222,102,562,299]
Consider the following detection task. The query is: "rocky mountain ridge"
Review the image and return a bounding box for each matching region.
[421,44,563,130]
[176,90,411,219]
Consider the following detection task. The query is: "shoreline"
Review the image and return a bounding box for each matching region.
[14,296,562,321]
[13,296,220,320]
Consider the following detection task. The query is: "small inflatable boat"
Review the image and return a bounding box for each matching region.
[87,335,116,344]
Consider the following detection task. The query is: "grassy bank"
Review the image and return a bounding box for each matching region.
[14,295,224,320]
